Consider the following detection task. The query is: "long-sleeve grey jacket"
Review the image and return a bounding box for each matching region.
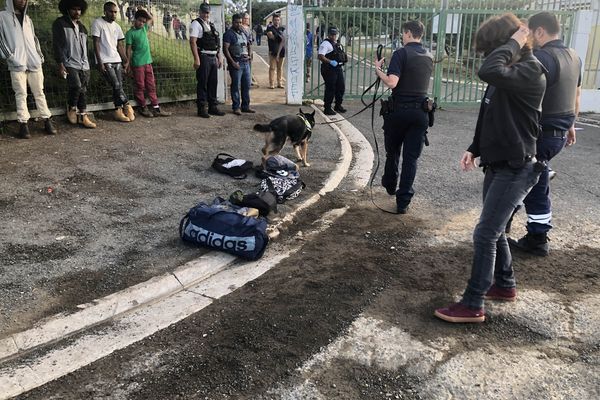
[0,0,44,72]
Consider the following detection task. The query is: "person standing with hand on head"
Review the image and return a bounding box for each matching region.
[52,0,96,129]
[92,1,135,122]
[125,8,171,118]
[434,14,547,324]
[0,0,57,138]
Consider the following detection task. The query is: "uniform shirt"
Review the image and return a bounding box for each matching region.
[317,39,333,56]
[534,39,582,131]
[125,24,152,67]
[266,24,285,57]
[91,17,124,63]
[189,19,205,39]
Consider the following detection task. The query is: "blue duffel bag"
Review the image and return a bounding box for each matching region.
[179,201,269,260]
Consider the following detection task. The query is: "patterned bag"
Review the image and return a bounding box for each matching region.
[260,174,305,204]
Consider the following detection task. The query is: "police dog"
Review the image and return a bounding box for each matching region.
[253,109,316,167]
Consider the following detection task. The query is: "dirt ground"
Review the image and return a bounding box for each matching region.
[12,105,600,399]
[0,101,340,337]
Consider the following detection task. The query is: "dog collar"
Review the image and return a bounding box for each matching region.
[297,113,312,132]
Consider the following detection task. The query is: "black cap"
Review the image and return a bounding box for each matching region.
[328,27,339,35]
[199,3,210,13]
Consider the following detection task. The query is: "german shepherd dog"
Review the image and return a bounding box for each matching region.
[253,109,316,167]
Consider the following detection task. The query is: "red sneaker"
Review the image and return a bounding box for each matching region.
[434,303,485,323]
[485,284,517,301]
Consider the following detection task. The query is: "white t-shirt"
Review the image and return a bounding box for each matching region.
[91,17,125,63]
[318,40,334,56]
[189,19,204,39]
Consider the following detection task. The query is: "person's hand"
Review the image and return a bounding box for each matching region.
[122,61,129,71]
[232,61,240,70]
[329,60,338,67]
[460,151,477,172]
[217,58,223,69]
[374,57,385,70]
[58,64,67,79]
[98,63,107,73]
[566,126,577,146]
[193,58,200,69]
[511,24,530,48]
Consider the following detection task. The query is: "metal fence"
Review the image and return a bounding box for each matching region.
[301,0,599,106]
[0,0,202,120]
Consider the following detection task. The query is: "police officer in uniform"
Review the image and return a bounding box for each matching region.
[374,20,433,214]
[318,27,347,115]
[507,12,581,256]
[189,2,224,118]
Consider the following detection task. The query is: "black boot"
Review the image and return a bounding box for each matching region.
[198,102,209,118]
[334,104,347,113]
[44,118,58,135]
[19,122,31,139]
[324,107,336,116]
[208,104,225,116]
[508,233,549,257]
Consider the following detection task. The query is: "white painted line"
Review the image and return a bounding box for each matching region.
[0,208,349,399]
[0,101,374,369]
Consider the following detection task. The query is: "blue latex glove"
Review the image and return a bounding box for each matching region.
[329,60,338,67]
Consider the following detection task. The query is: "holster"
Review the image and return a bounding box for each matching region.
[380,97,393,116]
[423,97,437,127]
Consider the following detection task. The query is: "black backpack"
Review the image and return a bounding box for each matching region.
[212,153,254,179]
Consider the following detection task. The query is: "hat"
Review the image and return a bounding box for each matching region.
[328,27,339,35]
[199,3,210,13]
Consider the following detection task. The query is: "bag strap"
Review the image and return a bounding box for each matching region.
[179,213,190,238]
[216,152,236,161]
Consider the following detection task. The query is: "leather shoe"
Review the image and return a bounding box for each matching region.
[324,108,336,116]
[208,106,225,116]
[434,302,485,323]
[334,105,347,113]
[242,108,256,113]
[44,118,58,135]
[233,109,242,115]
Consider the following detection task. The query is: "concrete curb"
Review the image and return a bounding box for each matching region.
[0,107,360,364]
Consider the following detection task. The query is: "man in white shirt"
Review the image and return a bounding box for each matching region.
[91,1,134,122]
[189,2,224,118]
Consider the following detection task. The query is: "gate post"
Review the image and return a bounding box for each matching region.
[432,0,448,103]
[286,4,305,105]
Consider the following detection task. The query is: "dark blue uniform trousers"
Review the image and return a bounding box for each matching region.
[382,107,428,209]
[523,135,567,234]
[320,64,345,109]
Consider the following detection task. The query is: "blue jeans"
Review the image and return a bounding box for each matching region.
[229,61,251,111]
[523,135,567,234]
[461,162,541,309]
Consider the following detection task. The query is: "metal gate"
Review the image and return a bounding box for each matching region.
[303,2,576,107]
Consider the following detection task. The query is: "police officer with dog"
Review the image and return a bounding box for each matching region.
[507,12,582,257]
[189,2,224,118]
[318,27,348,116]
[374,20,433,214]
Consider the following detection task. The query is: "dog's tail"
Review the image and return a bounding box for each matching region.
[253,123,272,132]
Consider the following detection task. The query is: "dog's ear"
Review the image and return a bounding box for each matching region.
[309,110,316,117]
[299,107,304,115]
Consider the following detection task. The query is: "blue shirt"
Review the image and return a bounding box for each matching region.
[534,39,582,131]
[306,31,313,58]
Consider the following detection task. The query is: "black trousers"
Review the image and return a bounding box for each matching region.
[196,53,218,107]
[66,68,90,111]
[321,64,345,109]
[382,106,428,209]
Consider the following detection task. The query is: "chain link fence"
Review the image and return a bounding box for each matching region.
[0,0,205,121]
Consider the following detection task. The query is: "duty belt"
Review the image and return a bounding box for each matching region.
[485,155,536,170]
[394,102,422,110]
[541,129,566,138]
